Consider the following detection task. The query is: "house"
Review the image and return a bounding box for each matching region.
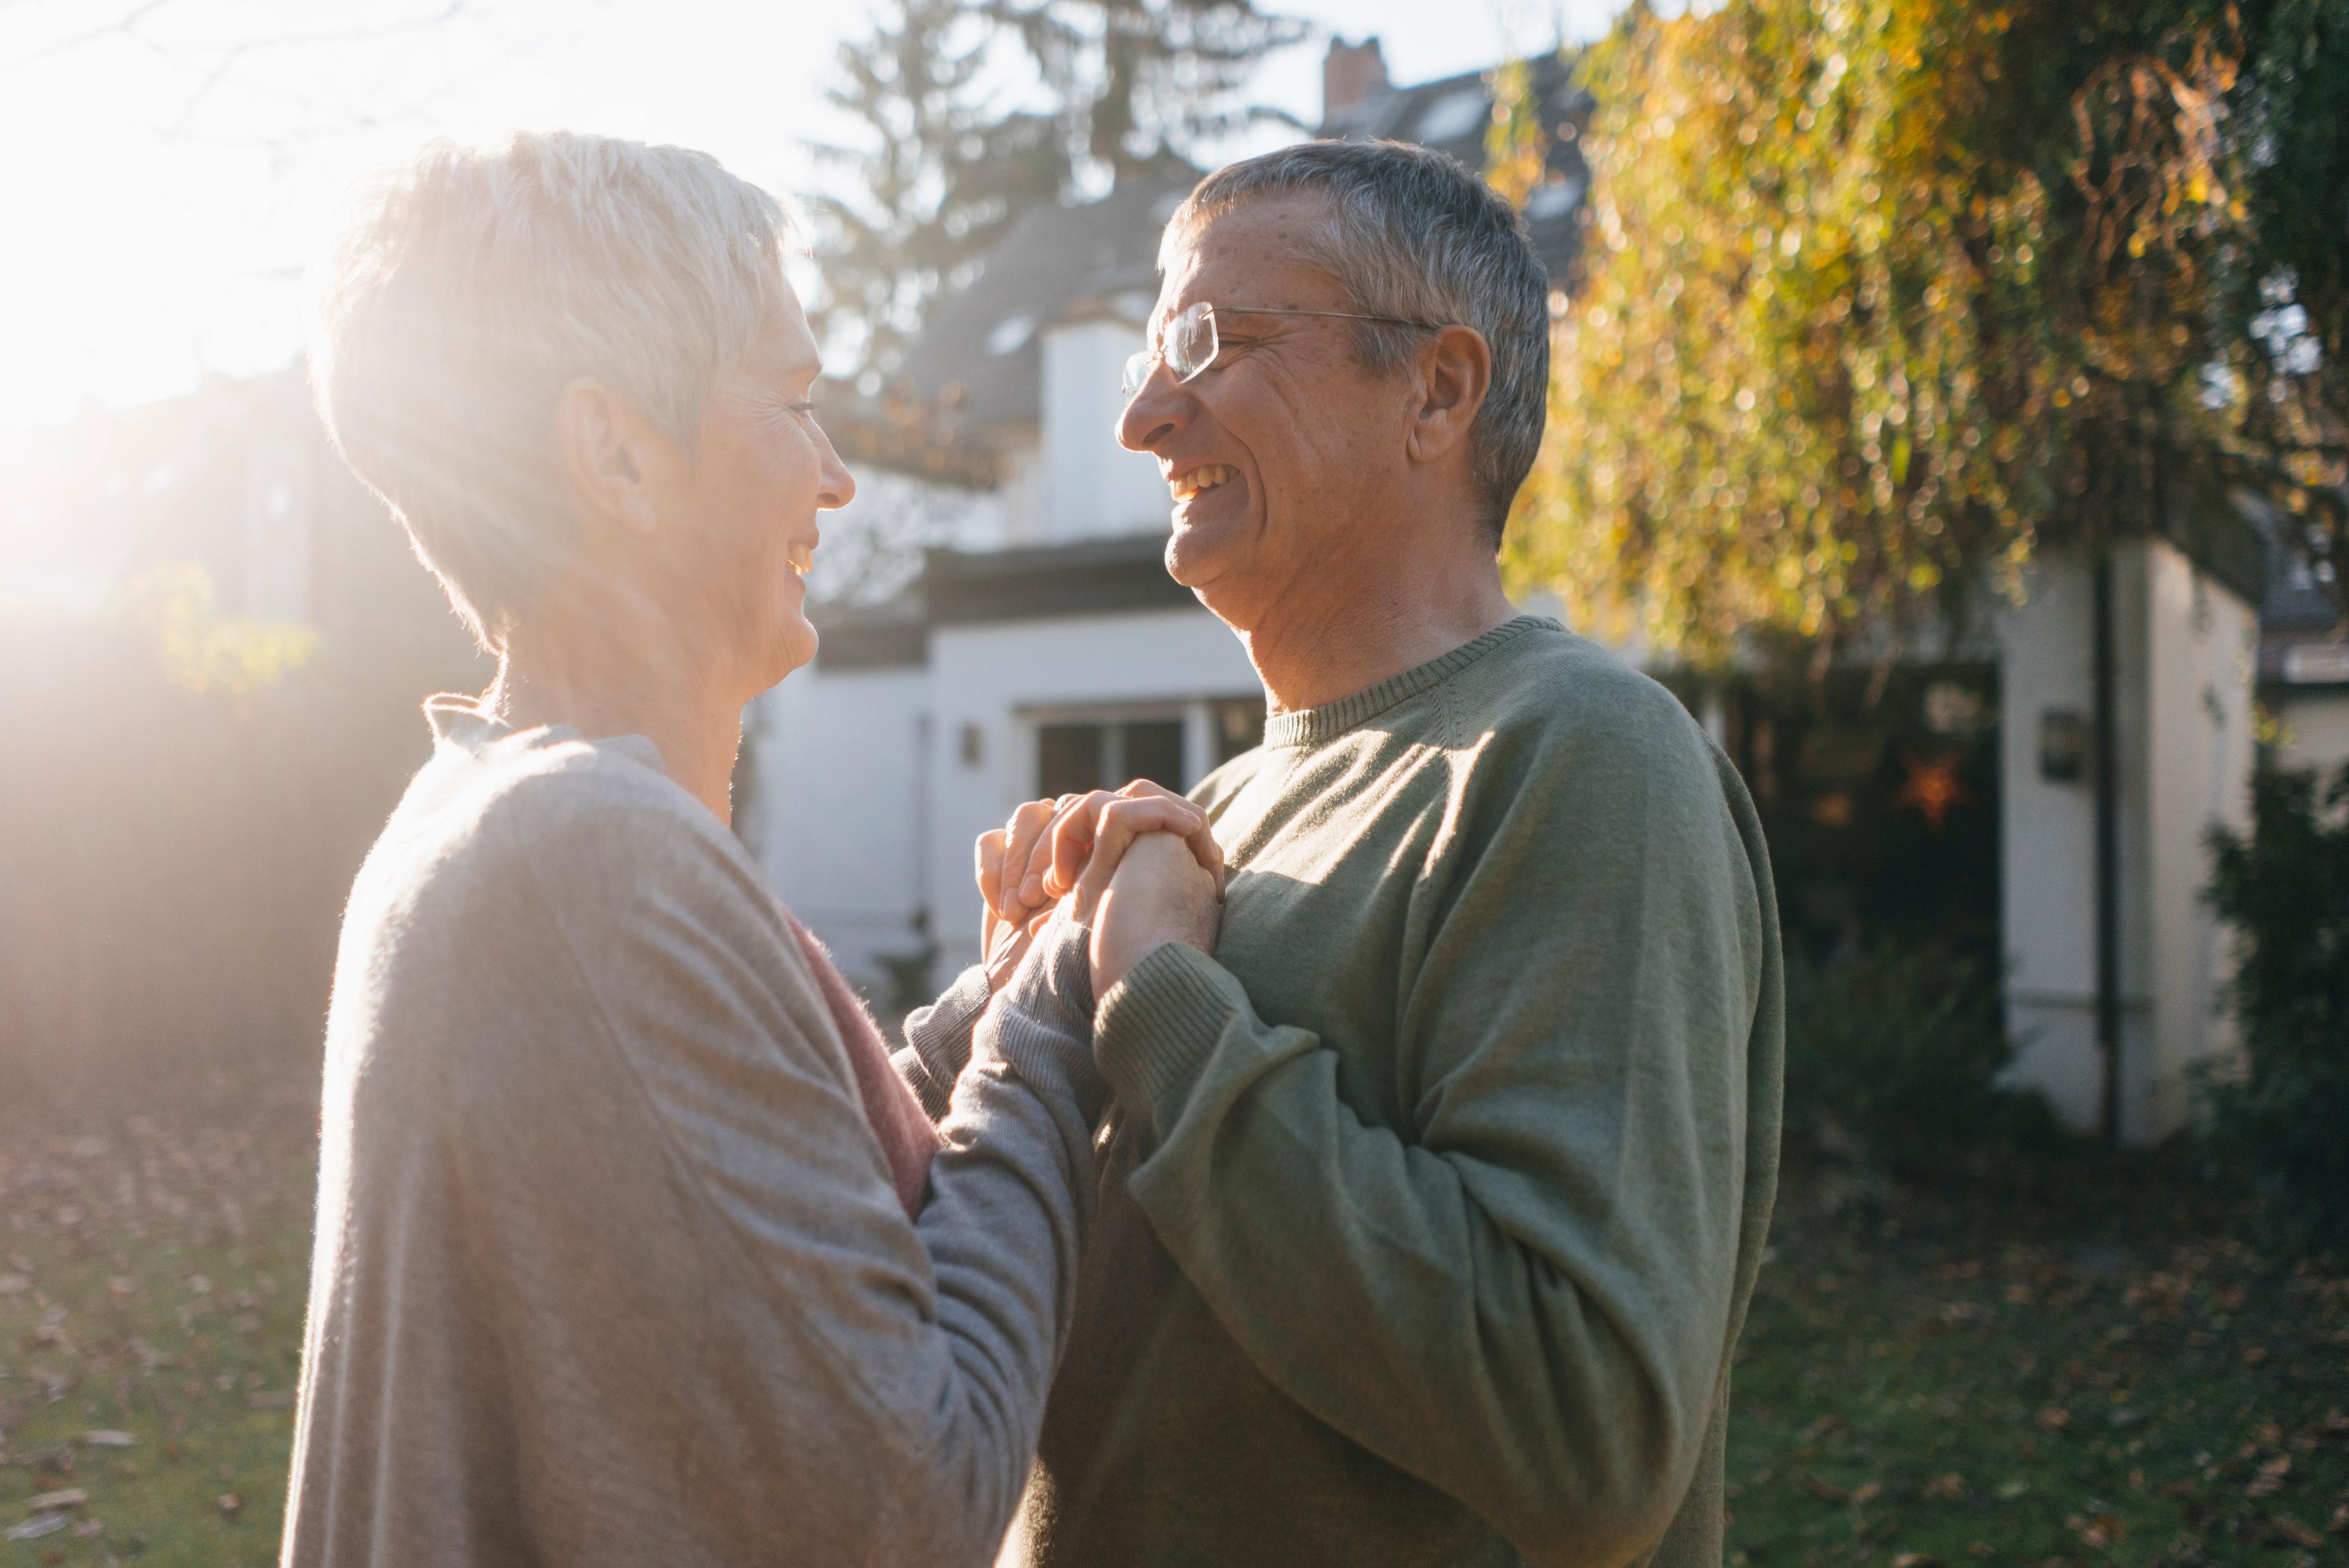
[740,39,2337,1143]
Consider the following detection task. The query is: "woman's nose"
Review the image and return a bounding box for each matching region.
[815,431,856,510]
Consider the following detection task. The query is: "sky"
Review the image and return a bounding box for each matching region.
[0,0,1624,442]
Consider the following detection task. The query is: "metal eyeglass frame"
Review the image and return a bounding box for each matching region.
[1120,300,1449,396]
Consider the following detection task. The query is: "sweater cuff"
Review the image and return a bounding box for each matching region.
[899,962,991,1115]
[973,920,1106,1126]
[1093,942,1240,1136]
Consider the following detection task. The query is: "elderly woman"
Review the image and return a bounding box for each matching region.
[286,132,1219,1567]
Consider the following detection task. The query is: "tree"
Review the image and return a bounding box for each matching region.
[805,0,1308,385]
[1503,0,2349,659]
[981,0,1309,187]
[802,0,1071,386]
[2212,1,2349,616]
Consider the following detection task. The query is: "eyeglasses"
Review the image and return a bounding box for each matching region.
[1120,300,1449,396]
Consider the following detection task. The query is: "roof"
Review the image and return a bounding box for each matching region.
[1320,52,1591,278]
[896,172,1201,432]
[2238,486,2348,684]
[882,54,1592,446]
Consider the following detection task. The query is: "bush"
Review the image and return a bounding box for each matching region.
[2201,763,2349,1251]
[1783,940,2046,1178]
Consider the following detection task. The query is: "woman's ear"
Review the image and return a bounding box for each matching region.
[553,376,662,535]
[1404,325,1493,467]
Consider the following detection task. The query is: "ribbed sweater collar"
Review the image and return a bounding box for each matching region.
[1261,615,1549,750]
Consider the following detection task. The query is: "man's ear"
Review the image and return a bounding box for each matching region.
[553,376,662,536]
[1403,325,1493,467]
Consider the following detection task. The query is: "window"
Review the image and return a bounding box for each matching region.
[1037,718,1186,797]
[1030,697,1266,800]
[1212,697,1265,765]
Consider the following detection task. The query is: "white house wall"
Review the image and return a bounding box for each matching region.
[2142,542,2257,1136]
[1998,551,2127,1131]
[1041,320,1168,540]
[1997,538,2254,1143]
[748,665,933,995]
[2274,688,2349,778]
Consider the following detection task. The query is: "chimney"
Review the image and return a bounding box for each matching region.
[1321,36,1389,128]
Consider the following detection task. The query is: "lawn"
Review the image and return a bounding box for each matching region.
[1727,1154,2349,1566]
[2,1083,2343,1566]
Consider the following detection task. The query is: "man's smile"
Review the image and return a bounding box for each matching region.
[1165,462,1238,503]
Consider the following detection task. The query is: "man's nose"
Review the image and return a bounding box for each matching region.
[1116,362,1190,455]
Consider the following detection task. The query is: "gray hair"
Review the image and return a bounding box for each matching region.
[307,132,790,648]
[1163,140,1551,546]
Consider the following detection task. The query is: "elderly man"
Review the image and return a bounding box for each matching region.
[961,139,1784,1568]
[284,132,1220,1567]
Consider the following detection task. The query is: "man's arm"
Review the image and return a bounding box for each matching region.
[1088,727,1783,1568]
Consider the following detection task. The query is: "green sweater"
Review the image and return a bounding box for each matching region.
[1026,616,1784,1568]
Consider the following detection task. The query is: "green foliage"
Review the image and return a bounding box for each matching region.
[1783,940,2041,1176]
[2215,1,2349,614]
[1510,0,2349,657]
[113,563,319,697]
[2200,762,2349,1249]
[806,0,1307,383]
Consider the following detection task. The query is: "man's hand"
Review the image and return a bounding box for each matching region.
[1071,813,1222,998]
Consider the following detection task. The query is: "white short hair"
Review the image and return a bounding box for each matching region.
[307,132,790,648]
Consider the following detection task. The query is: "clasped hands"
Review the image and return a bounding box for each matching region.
[976,780,1225,1001]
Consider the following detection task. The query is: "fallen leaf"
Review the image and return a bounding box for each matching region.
[2036,1406,2073,1431]
[3,1516,68,1543]
[1893,1555,1948,1568]
[217,1492,242,1518]
[69,1520,102,1539]
[1925,1472,1967,1500]
[1850,1482,1882,1506]
[24,1490,86,1514]
[2070,1512,2117,1548]
[0,1274,28,1295]
[77,1431,135,1447]
[2270,1514,2323,1548]
[2248,1453,2291,1498]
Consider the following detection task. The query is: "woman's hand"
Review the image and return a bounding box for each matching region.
[976,797,1079,992]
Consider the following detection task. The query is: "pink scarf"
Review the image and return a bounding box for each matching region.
[782,908,943,1217]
